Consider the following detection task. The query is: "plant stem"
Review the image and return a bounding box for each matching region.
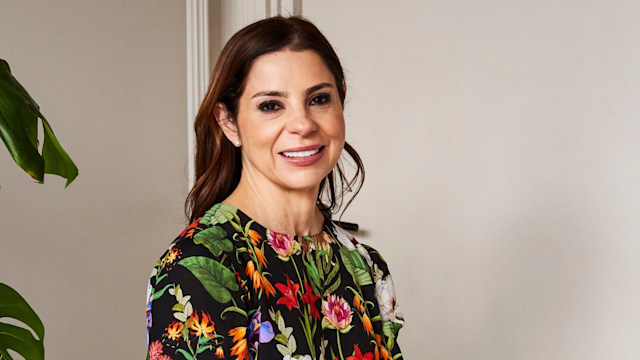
[337,331,344,360]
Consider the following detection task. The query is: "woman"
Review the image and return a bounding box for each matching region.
[146,16,404,360]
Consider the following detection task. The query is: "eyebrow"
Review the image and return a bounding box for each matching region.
[251,82,333,99]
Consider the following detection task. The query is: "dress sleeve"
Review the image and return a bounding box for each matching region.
[356,243,405,358]
[146,228,250,360]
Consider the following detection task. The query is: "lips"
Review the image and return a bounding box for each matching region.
[279,145,324,158]
[278,145,325,166]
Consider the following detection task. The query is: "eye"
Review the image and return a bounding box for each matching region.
[258,101,283,112]
[309,93,331,106]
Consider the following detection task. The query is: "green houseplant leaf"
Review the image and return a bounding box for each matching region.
[0,283,45,360]
[0,59,78,187]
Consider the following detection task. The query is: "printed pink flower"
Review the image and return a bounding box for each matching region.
[149,341,163,359]
[322,294,353,331]
[267,230,295,257]
[148,340,171,360]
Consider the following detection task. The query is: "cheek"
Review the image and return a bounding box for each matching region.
[331,114,346,142]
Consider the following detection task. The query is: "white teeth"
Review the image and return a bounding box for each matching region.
[282,148,320,158]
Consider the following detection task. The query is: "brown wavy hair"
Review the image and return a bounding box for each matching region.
[186,16,364,223]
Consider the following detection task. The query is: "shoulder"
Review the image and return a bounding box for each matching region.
[329,222,405,327]
[149,204,244,288]
[165,203,242,258]
[329,222,391,276]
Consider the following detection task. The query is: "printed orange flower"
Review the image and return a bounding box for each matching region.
[165,321,184,340]
[215,346,224,358]
[252,271,263,292]
[381,348,392,360]
[248,229,262,245]
[179,219,200,238]
[353,295,364,313]
[261,274,276,298]
[374,334,392,360]
[165,247,179,264]
[362,313,374,337]
[245,260,256,278]
[229,327,250,360]
[188,311,215,338]
[275,274,300,310]
[346,344,374,360]
[245,260,276,298]
[230,326,246,342]
[254,247,268,268]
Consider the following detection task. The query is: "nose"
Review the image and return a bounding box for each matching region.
[285,107,317,136]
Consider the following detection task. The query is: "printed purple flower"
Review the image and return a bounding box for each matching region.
[247,311,275,351]
[321,294,353,331]
[267,230,296,258]
[146,301,153,328]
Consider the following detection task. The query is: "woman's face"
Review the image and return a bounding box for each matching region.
[233,49,345,195]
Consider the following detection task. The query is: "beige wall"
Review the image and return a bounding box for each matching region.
[303,1,640,359]
[0,1,187,359]
[3,1,640,359]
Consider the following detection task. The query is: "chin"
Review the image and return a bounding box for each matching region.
[277,170,330,192]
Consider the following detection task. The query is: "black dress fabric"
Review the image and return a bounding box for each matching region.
[146,203,404,360]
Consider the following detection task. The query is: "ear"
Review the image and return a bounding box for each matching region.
[214,102,240,146]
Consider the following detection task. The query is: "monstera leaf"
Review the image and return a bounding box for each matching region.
[0,59,78,187]
[0,283,44,360]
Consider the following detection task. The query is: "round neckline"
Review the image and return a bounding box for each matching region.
[228,204,331,239]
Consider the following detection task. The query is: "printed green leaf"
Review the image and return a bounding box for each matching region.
[230,220,244,234]
[172,303,185,312]
[176,348,195,360]
[323,275,341,296]
[383,320,403,339]
[339,248,373,286]
[201,203,237,226]
[338,324,354,334]
[325,259,340,284]
[276,343,292,356]
[220,306,248,320]
[288,334,297,353]
[178,256,239,303]
[198,336,214,346]
[304,257,321,290]
[155,273,167,284]
[275,334,288,345]
[321,317,334,329]
[153,284,173,300]
[243,220,255,237]
[193,226,233,256]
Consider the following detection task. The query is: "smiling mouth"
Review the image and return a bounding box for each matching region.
[280,146,324,158]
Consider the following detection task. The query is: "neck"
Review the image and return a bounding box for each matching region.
[223,171,325,236]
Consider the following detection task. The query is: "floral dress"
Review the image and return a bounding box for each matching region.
[146,203,404,360]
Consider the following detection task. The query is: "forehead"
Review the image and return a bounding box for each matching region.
[243,49,336,92]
